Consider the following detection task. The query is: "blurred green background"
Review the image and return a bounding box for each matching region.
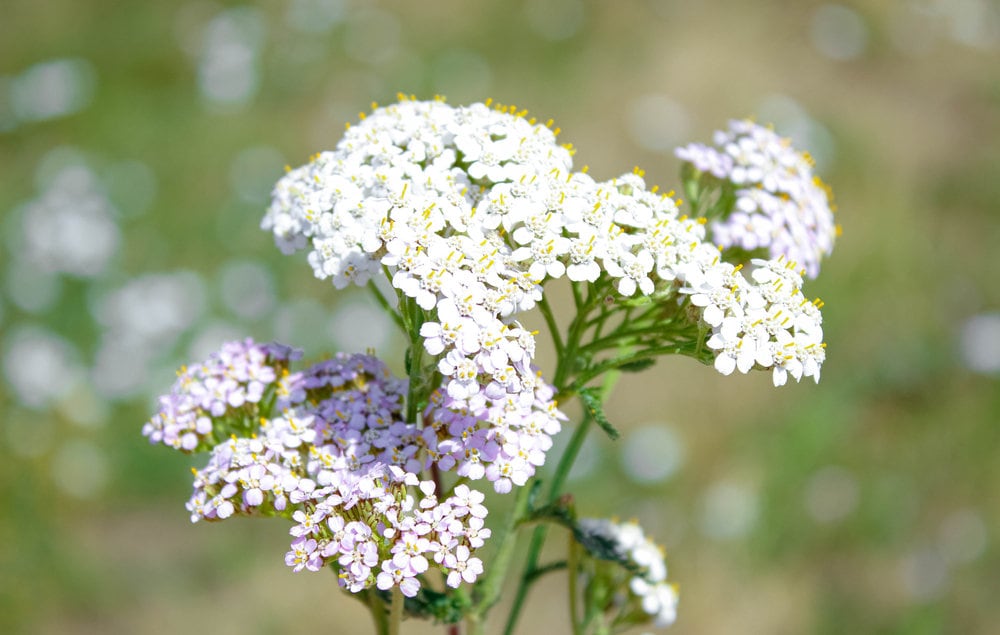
[2,0,998,633]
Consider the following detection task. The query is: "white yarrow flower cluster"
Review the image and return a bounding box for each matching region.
[264,101,828,450]
[676,119,838,278]
[577,518,679,629]
[680,256,826,385]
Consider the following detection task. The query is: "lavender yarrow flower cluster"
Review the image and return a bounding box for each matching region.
[145,342,492,598]
[577,518,679,629]
[675,119,838,278]
[142,338,302,451]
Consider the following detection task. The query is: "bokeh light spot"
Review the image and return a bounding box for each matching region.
[700,480,759,541]
[52,439,110,500]
[329,295,394,354]
[625,94,690,154]
[811,4,868,61]
[620,423,685,484]
[804,465,860,524]
[959,312,1000,375]
[9,58,96,123]
[3,326,83,409]
[523,0,585,41]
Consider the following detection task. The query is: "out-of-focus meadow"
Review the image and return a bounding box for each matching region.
[1,0,998,633]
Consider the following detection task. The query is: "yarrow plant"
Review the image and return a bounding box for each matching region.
[145,96,838,634]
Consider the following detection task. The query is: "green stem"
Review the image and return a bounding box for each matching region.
[572,341,703,391]
[367,588,389,635]
[537,294,563,357]
[577,320,679,354]
[568,535,581,635]
[571,279,585,309]
[389,588,404,635]
[403,296,426,425]
[524,560,567,583]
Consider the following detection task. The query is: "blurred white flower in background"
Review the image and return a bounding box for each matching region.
[273,297,331,353]
[621,423,685,485]
[2,325,84,409]
[625,94,690,155]
[187,320,247,361]
[197,7,266,108]
[523,0,585,41]
[5,58,96,126]
[91,271,206,399]
[959,312,1000,375]
[889,0,999,55]
[700,479,759,540]
[811,4,869,61]
[218,260,277,320]
[19,164,120,278]
[804,465,860,524]
[899,547,949,602]
[329,294,395,354]
[286,0,347,33]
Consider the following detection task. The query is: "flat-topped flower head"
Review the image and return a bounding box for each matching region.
[142,339,303,452]
[676,119,838,278]
[150,340,495,598]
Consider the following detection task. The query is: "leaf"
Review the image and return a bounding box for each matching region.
[399,586,471,624]
[578,388,621,441]
[617,357,656,373]
[572,521,630,567]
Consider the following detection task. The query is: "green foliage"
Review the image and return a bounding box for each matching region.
[577,388,621,441]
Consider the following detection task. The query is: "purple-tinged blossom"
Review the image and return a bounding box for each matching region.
[675,119,838,278]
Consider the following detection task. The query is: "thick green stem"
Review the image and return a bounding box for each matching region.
[389,588,404,635]
[402,296,427,425]
[367,588,389,635]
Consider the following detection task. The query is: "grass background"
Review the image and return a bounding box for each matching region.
[1,1,998,633]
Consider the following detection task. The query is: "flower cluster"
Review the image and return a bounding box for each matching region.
[144,342,491,598]
[577,518,678,629]
[142,338,301,451]
[675,119,838,278]
[263,101,829,457]
[682,256,826,385]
